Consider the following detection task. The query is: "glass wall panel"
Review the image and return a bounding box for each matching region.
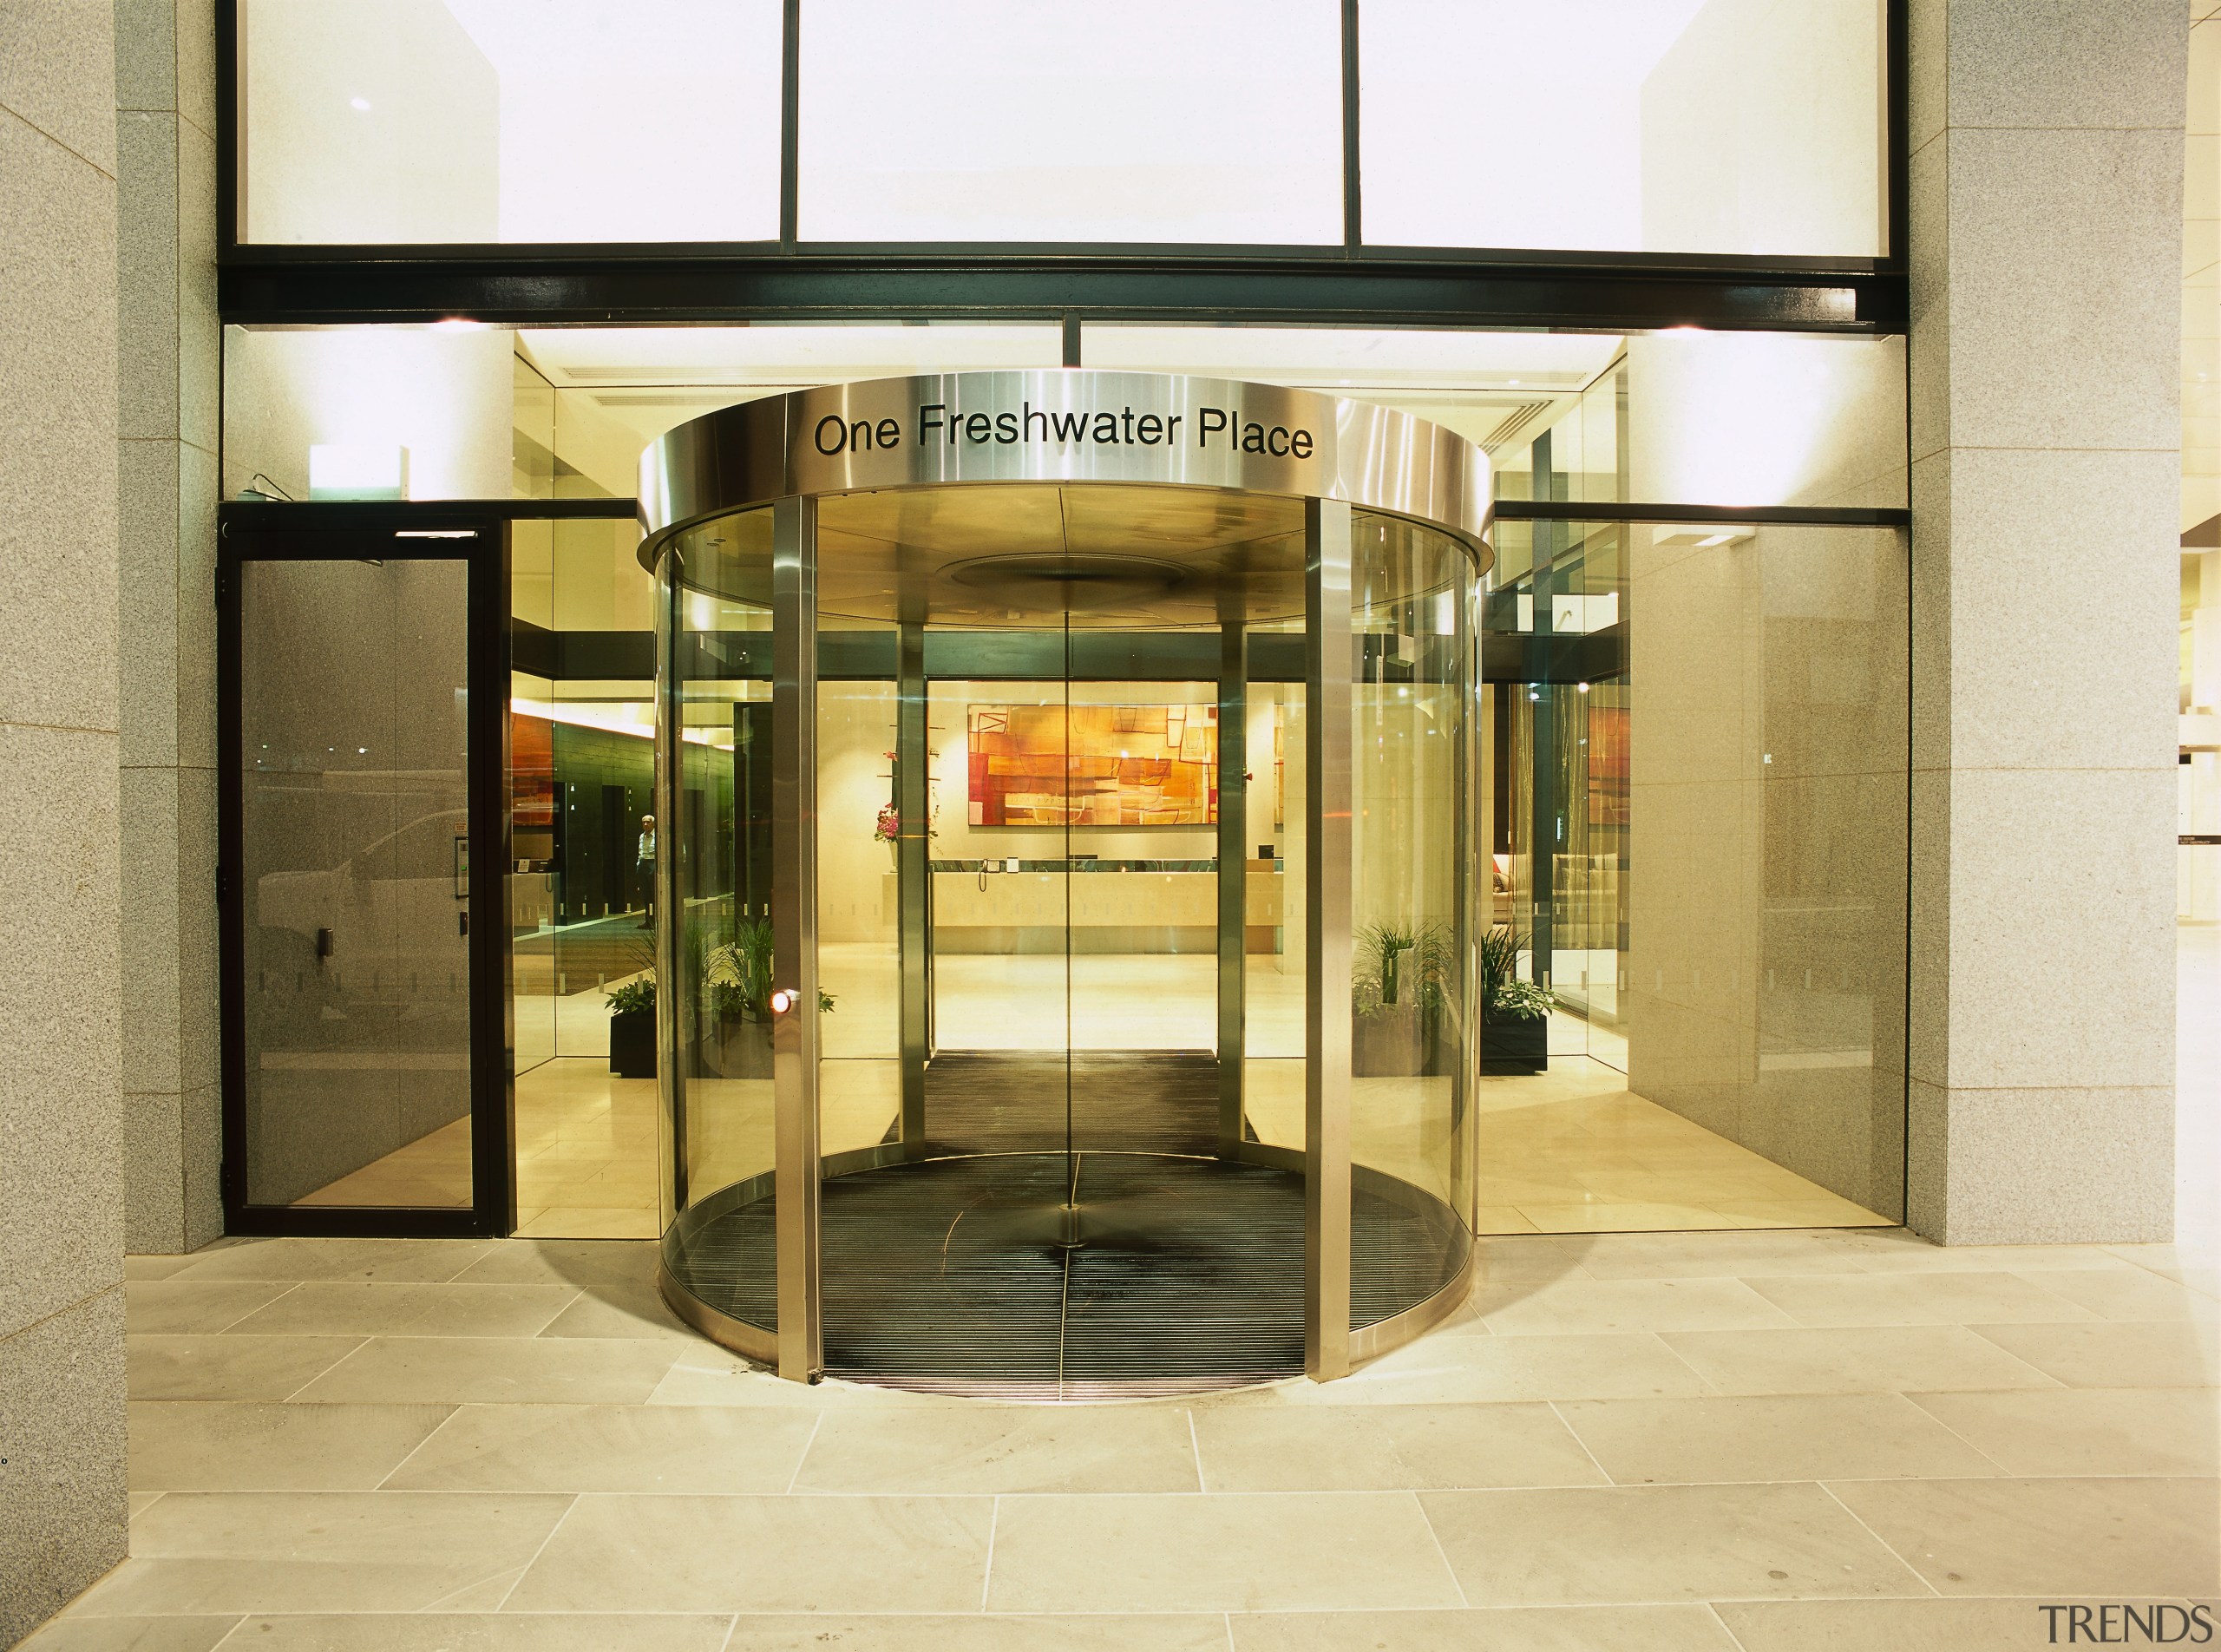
[233,322,1900,517]
[226,323,1065,505]
[1094,324,1907,512]
[798,0,1343,243]
[239,556,473,1209]
[817,647,903,1158]
[239,0,782,243]
[1244,671,1306,1152]
[1360,0,1888,256]
[508,516,659,1238]
[1477,517,1908,1233]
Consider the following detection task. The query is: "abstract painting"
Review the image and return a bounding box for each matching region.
[967,703,1216,826]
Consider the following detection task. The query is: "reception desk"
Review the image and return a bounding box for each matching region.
[881,860,1283,954]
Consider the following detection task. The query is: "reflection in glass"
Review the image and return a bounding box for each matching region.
[239,557,473,1209]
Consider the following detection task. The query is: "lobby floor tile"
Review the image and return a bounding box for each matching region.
[984,1491,1464,1613]
[213,1616,734,1652]
[1555,1392,2002,1483]
[717,1619,1235,1652]
[1656,1325,2063,1395]
[164,1238,495,1285]
[1740,1270,2106,1328]
[793,1406,1201,1494]
[125,1335,365,1402]
[1907,1386,2221,1476]
[16,1616,240,1651]
[1236,1331,1714,1405]
[223,1282,581,1340]
[128,1401,454,1491]
[288,1335,684,1406]
[1965,1319,2221,1387]
[1418,1482,1928,1606]
[72,1491,573,1616]
[1826,1476,2221,1596]
[506,1493,994,1614]
[1192,1402,1607,1491]
[1472,1275,1800,1335]
[2008,1263,2221,1322]
[1228,1605,1745,1652]
[381,1403,818,1494]
[123,1281,294,1336]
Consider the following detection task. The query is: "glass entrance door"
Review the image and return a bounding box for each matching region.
[221,521,508,1234]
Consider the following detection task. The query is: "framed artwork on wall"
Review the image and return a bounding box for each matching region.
[967,703,1216,826]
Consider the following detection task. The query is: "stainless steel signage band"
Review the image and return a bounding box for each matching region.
[637,370,1493,550]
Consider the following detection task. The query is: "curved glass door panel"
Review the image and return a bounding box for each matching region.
[1349,508,1477,1329]
[658,508,777,1332]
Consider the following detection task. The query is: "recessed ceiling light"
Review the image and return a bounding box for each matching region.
[350,96,370,111]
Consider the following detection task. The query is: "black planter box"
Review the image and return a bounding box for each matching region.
[609,1008,657,1078]
[1481,1013,1548,1074]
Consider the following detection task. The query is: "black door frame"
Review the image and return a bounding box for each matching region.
[216,497,636,1237]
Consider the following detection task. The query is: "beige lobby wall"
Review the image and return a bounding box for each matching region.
[1,0,128,1636]
[1626,524,1910,1220]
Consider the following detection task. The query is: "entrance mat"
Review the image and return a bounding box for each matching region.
[914,1049,1221,1157]
[665,1145,1464,1398]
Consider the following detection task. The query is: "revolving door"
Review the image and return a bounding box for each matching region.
[645,372,1490,1393]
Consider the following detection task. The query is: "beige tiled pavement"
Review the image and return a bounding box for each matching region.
[24,1223,2216,1651]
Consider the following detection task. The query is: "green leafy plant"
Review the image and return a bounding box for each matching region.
[1354,919,1455,1017]
[1487,978,1555,1023]
[704,914,774,1019]
[1478,924,1553,1021]
[703,914,836,1019]
[605,974,655,1016]
[1477,923,1524,1002]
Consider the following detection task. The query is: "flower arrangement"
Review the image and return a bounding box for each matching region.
[874,803,901,843]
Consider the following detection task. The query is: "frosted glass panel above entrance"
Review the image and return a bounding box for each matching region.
[239,0,782,244]
[797,0,1344,244]
[1360,0,1888,257]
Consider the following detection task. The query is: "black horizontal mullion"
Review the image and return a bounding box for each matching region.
[1494,501,1910,528]
[218,252,1903,335]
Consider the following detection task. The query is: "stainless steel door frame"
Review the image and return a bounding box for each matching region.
[770,495,824,1382]
[1303,497,1354,1381]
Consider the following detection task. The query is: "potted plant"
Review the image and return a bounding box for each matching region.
[1353,920,1457,1076]
[1479,924,1550,1073]
[701,914,836,1079]
[606,973,657,1078]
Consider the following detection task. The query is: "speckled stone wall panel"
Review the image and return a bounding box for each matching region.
[0,0,127,1640]
[117,0,221,1254]
[1906,0,2185,1242]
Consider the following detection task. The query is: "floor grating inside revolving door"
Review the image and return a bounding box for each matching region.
[667,1053,1467,1399]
